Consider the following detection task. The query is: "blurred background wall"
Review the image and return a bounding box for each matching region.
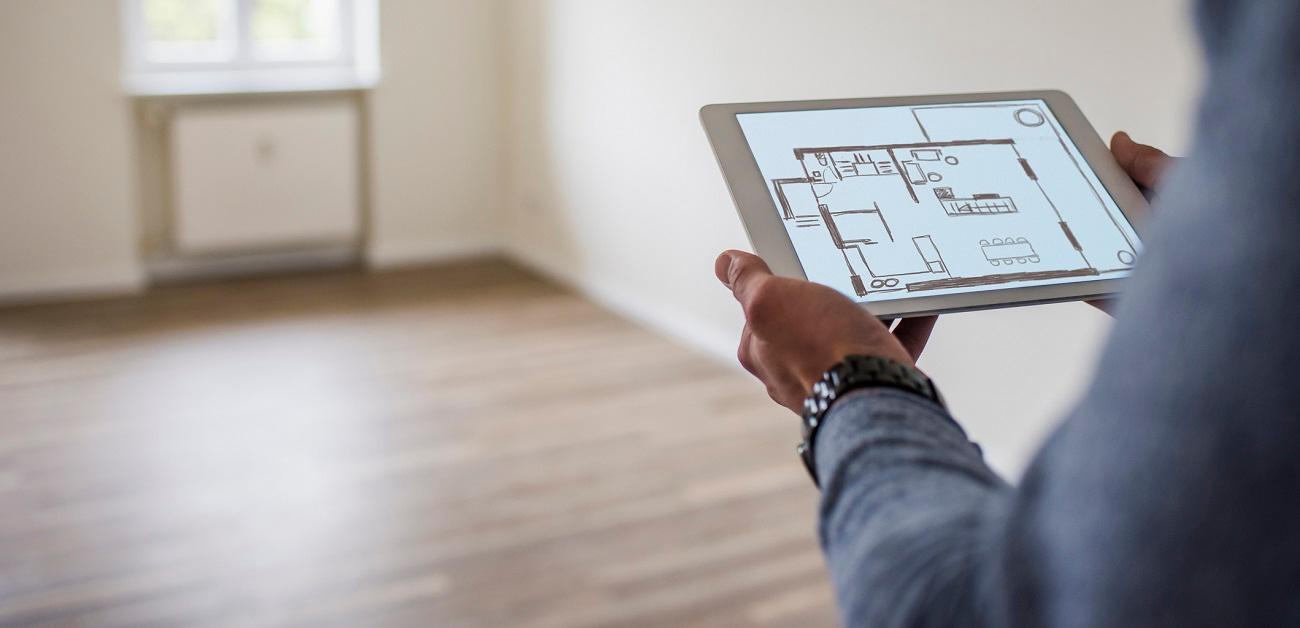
[502,0,1201,474]
[366,0,504,267]
[0,1,141,297]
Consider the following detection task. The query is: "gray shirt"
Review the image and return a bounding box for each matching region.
[815,2,1300,626]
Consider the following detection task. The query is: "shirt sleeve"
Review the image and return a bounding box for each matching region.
[814,389,1010,628]
[813,3,1300,627]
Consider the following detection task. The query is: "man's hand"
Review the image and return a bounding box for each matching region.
[1111,131,1174,192]
[715,250,936,413]
[1091,132,1178,313]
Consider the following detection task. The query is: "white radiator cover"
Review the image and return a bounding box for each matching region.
[171,101,361,253]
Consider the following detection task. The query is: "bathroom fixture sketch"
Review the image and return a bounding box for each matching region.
[767,102,1138,298]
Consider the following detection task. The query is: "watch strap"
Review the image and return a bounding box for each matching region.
[798,355,943,487]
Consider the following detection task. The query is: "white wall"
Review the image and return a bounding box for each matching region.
[503,0,1203,475]
[0,1,142,300]
[366,0,506,267]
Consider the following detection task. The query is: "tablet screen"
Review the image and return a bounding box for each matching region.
[736,100,1140,304]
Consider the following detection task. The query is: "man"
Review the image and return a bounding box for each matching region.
[714,2,1300,626]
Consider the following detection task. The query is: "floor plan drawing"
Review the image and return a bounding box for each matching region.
[737,101,1141,302]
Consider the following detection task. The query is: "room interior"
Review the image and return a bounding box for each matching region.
[1,1,1201,625]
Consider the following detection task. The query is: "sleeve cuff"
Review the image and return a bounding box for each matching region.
[813,387,989,493]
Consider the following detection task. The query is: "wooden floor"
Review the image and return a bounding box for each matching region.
[0,261,837,628]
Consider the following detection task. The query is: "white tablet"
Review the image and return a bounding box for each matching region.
[701,91,1149,318]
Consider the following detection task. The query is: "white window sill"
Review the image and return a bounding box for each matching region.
[125,67,380,97]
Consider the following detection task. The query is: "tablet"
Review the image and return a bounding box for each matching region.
[701,91,1149,318]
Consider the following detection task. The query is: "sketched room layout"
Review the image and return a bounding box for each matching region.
[768,103,1139,299]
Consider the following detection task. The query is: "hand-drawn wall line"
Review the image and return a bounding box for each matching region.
[770,103,1135,297]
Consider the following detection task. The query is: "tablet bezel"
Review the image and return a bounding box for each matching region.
[701,90,1150,319]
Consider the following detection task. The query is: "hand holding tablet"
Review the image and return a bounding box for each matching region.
[702,91,1150,318]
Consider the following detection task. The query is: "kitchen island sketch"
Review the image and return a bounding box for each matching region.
[738,101,1141,301]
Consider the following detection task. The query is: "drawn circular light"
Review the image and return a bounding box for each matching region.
[927,172,943,183]
[1117,250,1137,265]
[1014,108,1046,127]
[945,156,959,166]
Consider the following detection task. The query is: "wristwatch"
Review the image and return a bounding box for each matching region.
[798,355,945,488]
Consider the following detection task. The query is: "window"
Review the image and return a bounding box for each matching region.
[124,0,379,95]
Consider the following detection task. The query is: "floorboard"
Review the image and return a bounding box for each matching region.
[0,261,837,627]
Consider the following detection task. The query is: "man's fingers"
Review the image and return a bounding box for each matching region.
[752,342,805,414]
[715,250,774,306]
[1111,131,1172,190]
[892,316,938,361]
[737,324,758,375]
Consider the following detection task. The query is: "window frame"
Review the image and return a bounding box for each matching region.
[123,0,380,96]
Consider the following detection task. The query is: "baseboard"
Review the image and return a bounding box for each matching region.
[366,236,501,270]
[506,248,739,364]
[0,265,146,306]
[147,245,361,284]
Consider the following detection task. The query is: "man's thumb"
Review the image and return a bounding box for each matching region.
[1112,131,1170,190]
[716,250,772,304]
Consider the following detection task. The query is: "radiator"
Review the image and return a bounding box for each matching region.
[170,101,361,254]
